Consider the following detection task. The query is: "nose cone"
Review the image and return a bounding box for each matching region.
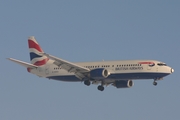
[171,68,174,73]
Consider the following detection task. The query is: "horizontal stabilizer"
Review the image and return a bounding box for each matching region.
[7,58,38,68]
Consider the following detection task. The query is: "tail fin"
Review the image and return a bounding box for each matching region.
[28,36,49,66]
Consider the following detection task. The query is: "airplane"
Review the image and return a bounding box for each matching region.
[8,36,174,91]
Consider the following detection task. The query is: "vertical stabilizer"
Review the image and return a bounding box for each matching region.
[28,36,49,66]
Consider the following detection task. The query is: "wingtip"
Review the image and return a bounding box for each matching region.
[6,58,11,60]
[7,58,16,62]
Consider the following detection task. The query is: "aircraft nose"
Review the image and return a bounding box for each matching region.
[171,68,174,73]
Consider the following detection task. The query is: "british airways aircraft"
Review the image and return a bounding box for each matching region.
[8,36,174,91]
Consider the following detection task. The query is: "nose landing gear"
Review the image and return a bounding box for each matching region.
[153,81,157,86]
[153,77,163,86]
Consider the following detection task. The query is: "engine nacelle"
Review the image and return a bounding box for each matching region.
[114,80,134,88]
[90,68,109,80]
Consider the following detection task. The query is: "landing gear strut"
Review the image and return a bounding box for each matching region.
[97,85,104,91]
[84,80,91,86]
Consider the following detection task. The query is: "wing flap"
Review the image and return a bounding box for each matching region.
[7,58,38,68]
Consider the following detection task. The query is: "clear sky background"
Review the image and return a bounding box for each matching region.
[0,0,180,120]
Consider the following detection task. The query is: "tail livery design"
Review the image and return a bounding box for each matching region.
[28,36,49,66]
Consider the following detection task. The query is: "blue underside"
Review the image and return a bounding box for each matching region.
[47,72,170,82]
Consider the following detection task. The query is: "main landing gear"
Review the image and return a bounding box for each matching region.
[97,85,104,91]
[84,80,105,91]
[97,81,105,91]
[84,80,91,86]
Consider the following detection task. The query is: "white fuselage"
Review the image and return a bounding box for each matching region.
[29,59,173,82]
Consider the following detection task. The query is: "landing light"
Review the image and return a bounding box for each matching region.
[171,68,174,73]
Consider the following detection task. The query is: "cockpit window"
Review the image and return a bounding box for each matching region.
[157,63,167,66]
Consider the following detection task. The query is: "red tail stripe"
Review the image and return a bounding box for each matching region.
[33,58,49,66]
[28,40,43,52]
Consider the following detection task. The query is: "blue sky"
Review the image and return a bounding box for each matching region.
[0,0,180,120]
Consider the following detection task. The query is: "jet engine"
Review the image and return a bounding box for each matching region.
[89,68,109,79]
[114,80,133,88]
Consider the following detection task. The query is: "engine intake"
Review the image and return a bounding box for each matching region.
[114,80,133,88]
[90,68,109,80]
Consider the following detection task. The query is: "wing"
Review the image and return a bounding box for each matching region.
[7,58,38,68]
[43,53,90,80]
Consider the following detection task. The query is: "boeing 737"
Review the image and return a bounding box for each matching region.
[8,36,174,91]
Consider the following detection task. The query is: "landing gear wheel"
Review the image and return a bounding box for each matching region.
[153,81,157,86]
[84,80,90,86]
[97,85,104,91]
